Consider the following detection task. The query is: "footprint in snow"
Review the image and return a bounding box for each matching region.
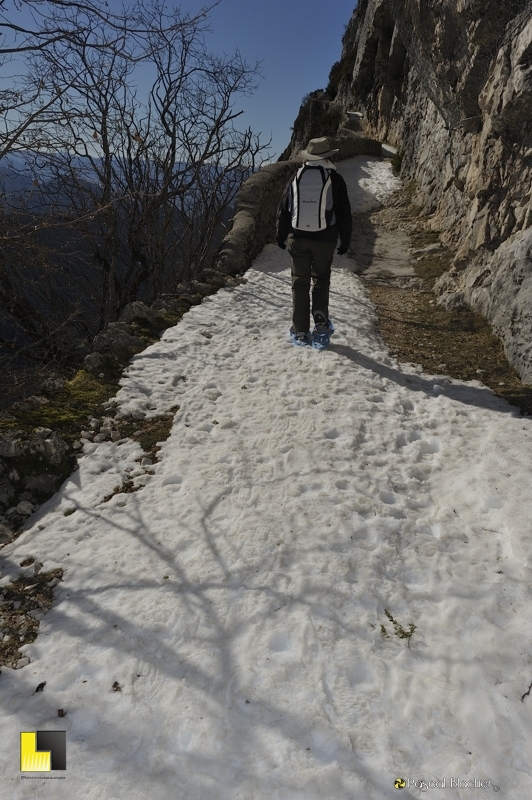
[395,429,422,449]
[379,490,397,505]
[324,428,341,440]
[298,482,323,494]
[418,438,441,454]
[269,632,292,652]
[480,495,505,513]
[204,388,222,401]
[162,474,182,487]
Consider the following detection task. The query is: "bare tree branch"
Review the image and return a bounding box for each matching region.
[0,0,271,404]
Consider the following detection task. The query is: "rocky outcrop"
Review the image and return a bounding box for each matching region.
[279,91,345,160]
[0,427,74,540]
[287,2,532,246]
[313,0,532,383]
[279,90,383,162]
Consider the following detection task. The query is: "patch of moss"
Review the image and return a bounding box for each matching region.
[0,302,185,439]
[126,318,167,342]
[158,310,181,326]
[0,370,119,443]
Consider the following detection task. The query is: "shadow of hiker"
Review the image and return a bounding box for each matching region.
[347,212,378,276]
[330,342,526,418]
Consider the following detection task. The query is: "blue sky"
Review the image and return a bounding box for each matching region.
[2,0,357,161]
[191,0,358,159]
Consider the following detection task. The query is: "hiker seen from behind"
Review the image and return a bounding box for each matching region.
[276,136,352,348]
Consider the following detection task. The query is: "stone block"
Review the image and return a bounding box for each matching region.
[119,301,167,329]
[92,323,147,360]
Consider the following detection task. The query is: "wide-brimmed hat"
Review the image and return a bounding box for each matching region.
[299,136,339,160]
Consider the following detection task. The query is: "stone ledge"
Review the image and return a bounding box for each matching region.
[211,161,301,277]
[335,128,382,159]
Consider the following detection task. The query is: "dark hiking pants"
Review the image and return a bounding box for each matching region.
[286,235,336,333]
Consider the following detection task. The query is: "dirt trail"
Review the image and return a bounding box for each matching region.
[349,211,414,282]
[348,185,532,415]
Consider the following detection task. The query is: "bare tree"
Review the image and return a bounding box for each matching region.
[0,0,222,57]
[22,1,269,318]
[0,201,98,408]
[0,0,222,160]
[0,0,270,404]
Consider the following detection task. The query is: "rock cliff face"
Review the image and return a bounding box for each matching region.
[335,0,532,253]
[285,0,532,383]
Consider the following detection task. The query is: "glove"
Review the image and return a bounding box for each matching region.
[337,245,348,255]
[277,241,286,250]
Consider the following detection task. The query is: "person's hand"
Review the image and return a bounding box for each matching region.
[337,245,348,255]
[277,241,286,250]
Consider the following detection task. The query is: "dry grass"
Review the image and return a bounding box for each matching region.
[362,184,532,415]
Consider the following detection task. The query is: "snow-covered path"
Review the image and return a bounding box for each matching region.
[2,157,532,799]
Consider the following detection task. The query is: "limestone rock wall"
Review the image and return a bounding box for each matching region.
[327,0,532,383]
[434,227,532,382]
[335,0,532,252]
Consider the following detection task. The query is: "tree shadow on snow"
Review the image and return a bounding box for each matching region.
[0,487,411,799]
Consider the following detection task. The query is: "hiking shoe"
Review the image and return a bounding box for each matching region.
[313,311,333,333]
[290,329,311,346]
[311,317,334,349]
